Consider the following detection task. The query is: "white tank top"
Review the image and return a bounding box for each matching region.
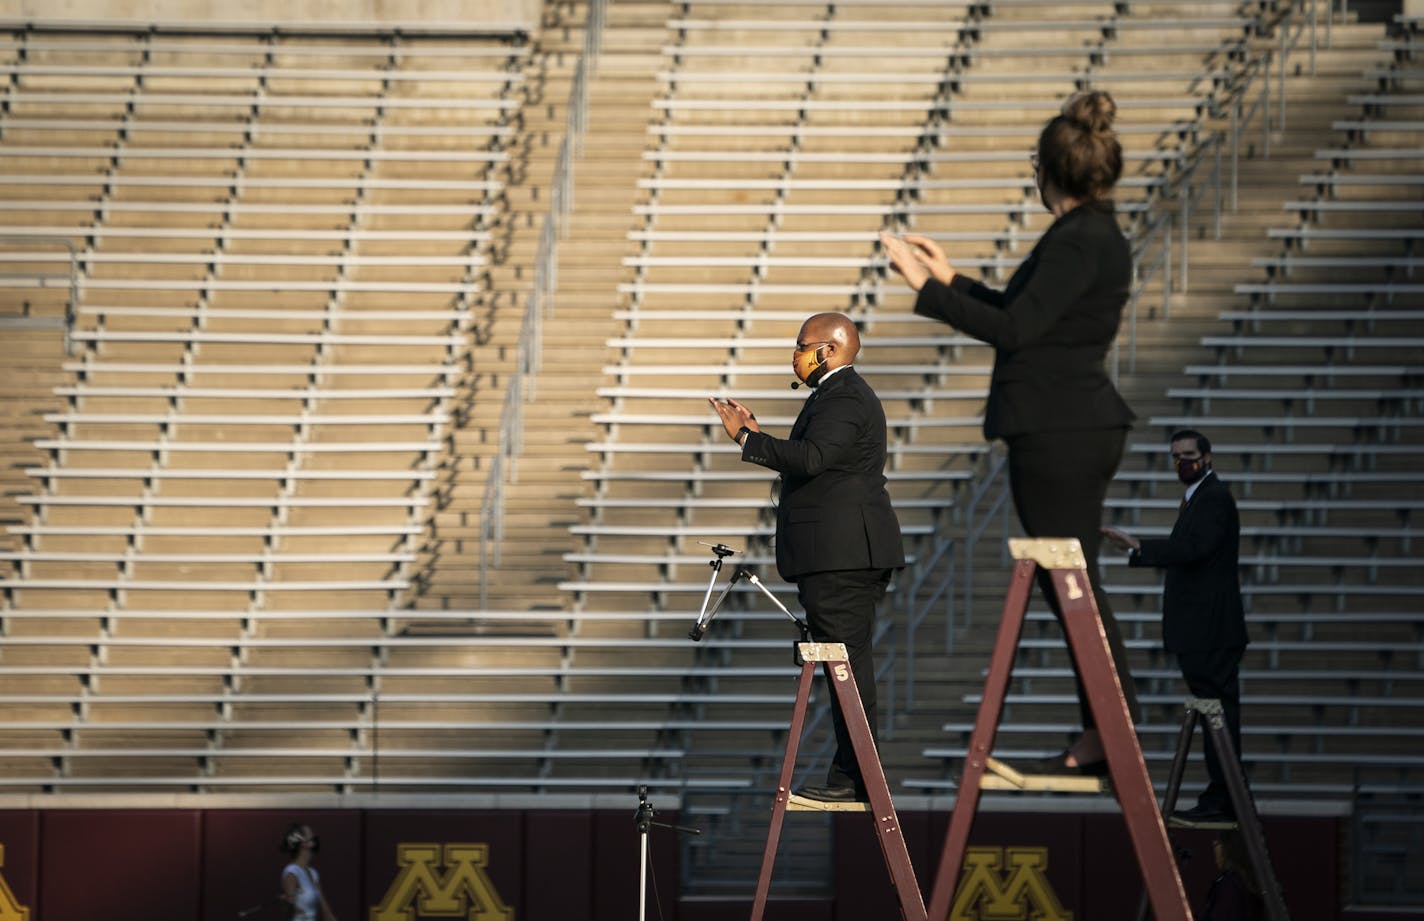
[282,863,321,921]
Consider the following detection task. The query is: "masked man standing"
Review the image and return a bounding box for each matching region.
[710,312,905,802]
[1103,429,1249,824]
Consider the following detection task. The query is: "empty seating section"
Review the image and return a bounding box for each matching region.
[587,3,980,637]
[593,0,1248,577]
[1,0,1417,805]
[606,1,1418,797]
[580,0,1277,811]
[0,25,528,790]
[1082,24,1423,797]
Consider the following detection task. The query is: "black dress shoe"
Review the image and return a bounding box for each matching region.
[1170,802,1236,825]
[794,783,865,803]
[1018,751,1110,777]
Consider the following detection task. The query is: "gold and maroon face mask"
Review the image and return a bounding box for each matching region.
[792,341,830,387]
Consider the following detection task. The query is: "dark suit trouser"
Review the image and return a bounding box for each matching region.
[1177,644,1245,813]
[1006,426,1139,730]
[796,567,893,791]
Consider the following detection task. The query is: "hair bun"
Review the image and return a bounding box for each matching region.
[1062,90,1116,136]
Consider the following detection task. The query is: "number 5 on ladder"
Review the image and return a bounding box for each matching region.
[750,641,927,921]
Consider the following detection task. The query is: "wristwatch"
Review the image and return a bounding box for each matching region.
[736,426,752,445]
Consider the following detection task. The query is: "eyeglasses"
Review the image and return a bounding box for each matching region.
[794,340,832,352]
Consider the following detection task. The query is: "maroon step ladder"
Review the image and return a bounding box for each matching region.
[750,641,927,921]
[925,538,1194,921]
[1138,697,1290,921]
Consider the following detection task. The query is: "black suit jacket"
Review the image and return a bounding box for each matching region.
[1130,472,1249,654]
[740,367,906,580]
[913,201,1136,439]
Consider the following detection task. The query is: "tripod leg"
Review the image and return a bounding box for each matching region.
[639,827,649,921]
[749,658,818,921]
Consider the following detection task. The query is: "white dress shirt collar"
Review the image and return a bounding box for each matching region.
[1184,468,1213,504]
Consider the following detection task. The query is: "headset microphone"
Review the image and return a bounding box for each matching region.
[790,381,801,390]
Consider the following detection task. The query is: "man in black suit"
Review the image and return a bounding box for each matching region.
[710,312,905,802]
[1102,429,1249,823]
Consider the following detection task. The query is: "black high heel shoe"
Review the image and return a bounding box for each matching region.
[1019,751,1110,777]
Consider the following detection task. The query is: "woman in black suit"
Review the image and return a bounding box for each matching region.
[881,90,1137,774]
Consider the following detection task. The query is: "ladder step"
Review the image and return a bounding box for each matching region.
[1166,814,1240,830]
[785,794,872,813]
[982,756,1109,794]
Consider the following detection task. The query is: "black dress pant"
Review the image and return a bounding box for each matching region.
[1177,644,1246,813]
[1005,426,1139,731]
[796,567,893,791]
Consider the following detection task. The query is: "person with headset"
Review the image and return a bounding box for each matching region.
[709,312,905,802]
[280,823,337,921]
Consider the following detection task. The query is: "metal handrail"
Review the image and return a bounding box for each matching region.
[478,0,604,608]
[0,233,80,354]
[899,533,955,712]
[960,451,1011,626]
[1119,0,1321,371]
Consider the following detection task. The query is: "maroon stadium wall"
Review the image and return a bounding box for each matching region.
[0,805,1363,920]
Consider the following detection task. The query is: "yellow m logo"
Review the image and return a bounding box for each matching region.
[950,846,1072,921]
[371,843,513,921]
[0,845,30,921]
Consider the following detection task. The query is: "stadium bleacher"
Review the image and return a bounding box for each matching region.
[0,4,1420,910]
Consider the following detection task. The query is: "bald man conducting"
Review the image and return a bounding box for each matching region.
[710,313,905,802]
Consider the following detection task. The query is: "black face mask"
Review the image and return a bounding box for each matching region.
[1175,456,1207,485]
[307,835,321,854]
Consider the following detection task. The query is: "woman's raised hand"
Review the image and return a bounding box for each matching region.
[879,232,956,291]
[901,233,955,285]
